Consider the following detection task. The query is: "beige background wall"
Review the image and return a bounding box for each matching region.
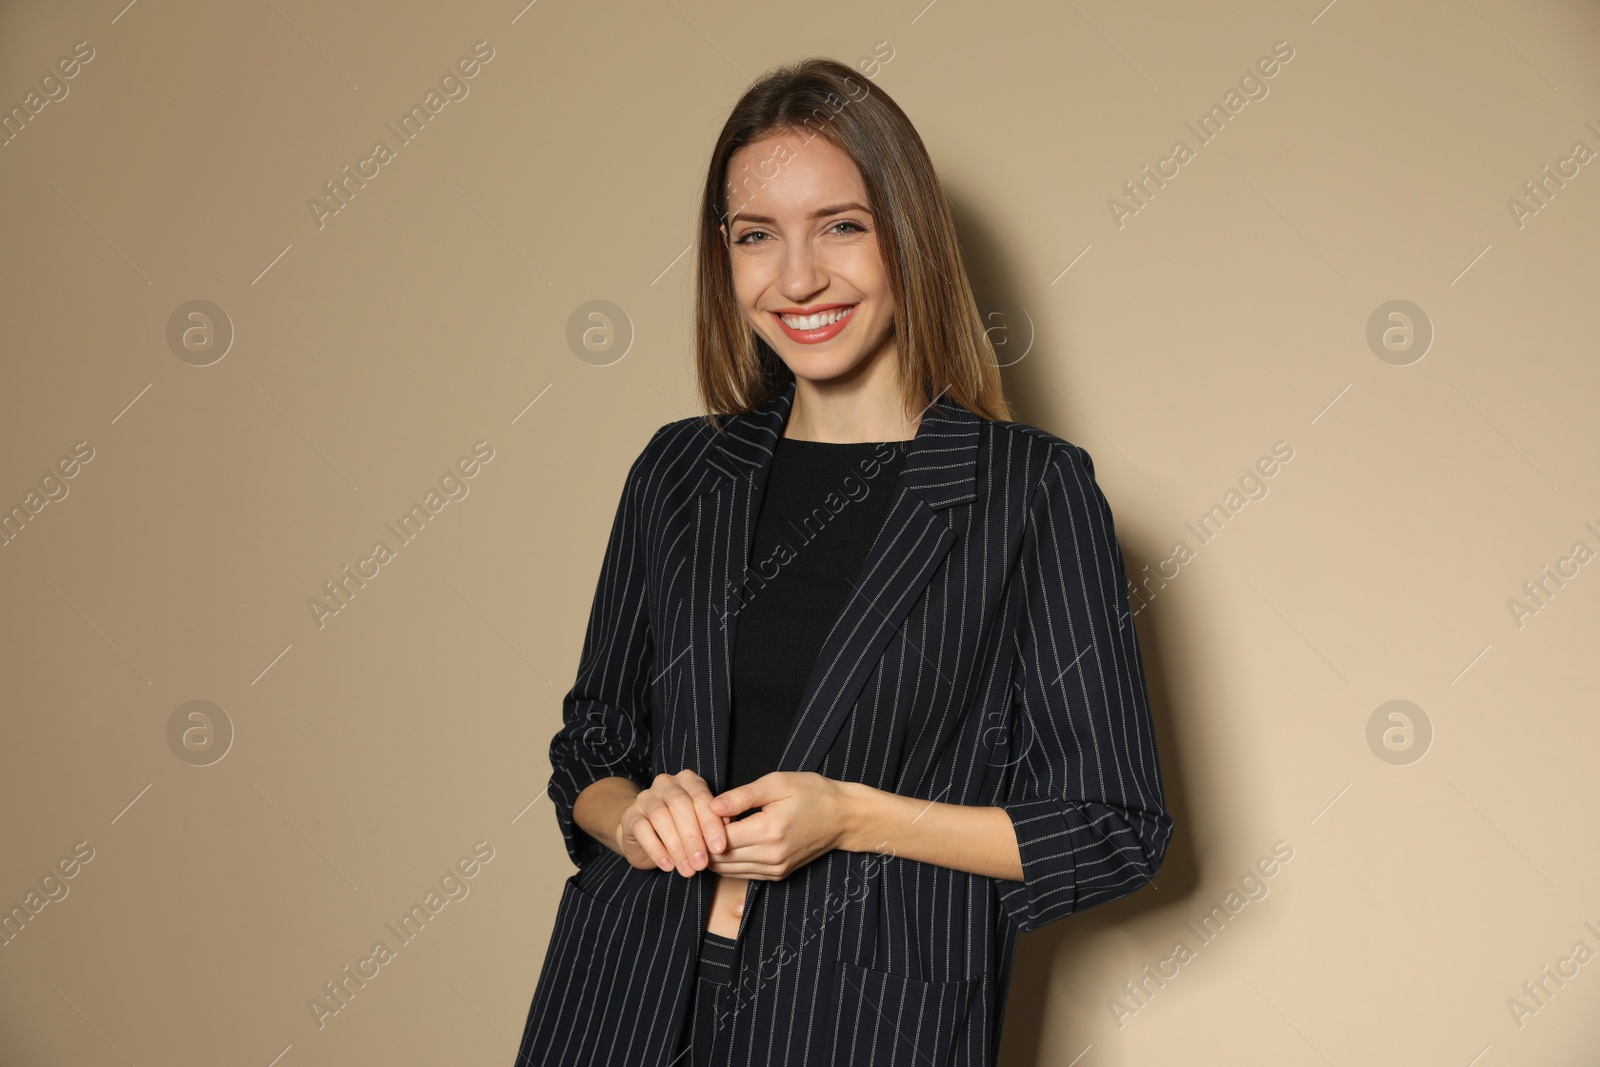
[2,1,1597,1064]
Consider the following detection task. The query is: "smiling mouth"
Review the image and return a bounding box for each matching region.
[771,304,858,344]
[774,305,856,330]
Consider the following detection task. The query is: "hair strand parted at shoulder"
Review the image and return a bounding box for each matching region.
[693,57,1011,435]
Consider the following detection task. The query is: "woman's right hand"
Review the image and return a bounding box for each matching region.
[616,770,731,876]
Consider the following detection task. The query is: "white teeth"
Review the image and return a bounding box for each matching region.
[779,305,855,330]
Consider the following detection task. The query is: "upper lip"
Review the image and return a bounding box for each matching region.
[770,302,857,316]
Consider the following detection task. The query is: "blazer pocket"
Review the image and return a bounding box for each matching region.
[567,846,631,911]
[831,959,984,1067]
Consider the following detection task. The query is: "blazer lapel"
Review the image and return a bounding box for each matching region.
[695,377,981,790]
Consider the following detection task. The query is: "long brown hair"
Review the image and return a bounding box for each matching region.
[694,57,1012,432]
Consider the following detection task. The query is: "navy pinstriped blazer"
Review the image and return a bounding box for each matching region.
[515,376,1173,1067]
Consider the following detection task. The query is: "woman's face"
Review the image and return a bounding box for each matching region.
[720,133,896,386]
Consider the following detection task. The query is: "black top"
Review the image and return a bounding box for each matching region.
[726,436,909,796]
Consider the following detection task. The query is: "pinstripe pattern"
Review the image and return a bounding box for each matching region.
[515,377,1173,1067]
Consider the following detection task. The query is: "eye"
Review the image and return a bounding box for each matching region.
[732,220,868,245]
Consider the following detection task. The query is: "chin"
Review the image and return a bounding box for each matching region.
[779,350,868,384]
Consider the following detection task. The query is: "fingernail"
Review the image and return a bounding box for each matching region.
[712,838,725,851]
[658,856,673,870]
[692,851,706,867]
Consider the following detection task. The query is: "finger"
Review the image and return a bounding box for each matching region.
[623,809,674,872]
[705,850,781,879]
[696,794,728,855]
[645,800,693,875]
[663,775,716,868]
[669,771,725,862]
[675,778,727,856]
[716,811,771,859]
[704,862,772,879]
[713,772,786,816]
[710,784,748,817]
[649,781,700,872]
[667,793,712,870]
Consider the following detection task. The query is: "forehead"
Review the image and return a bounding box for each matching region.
[725,134,868,220]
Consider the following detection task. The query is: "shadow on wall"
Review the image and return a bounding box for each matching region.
[953,191,1202,1066]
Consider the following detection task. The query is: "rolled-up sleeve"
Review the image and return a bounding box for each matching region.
[547,430,662,871]
[995,443,1173,933]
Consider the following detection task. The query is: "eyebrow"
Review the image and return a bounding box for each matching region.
[726,201,872,227]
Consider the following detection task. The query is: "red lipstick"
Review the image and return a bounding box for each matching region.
[771,303,858,344]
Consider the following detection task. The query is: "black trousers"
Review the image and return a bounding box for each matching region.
[674,930,738,1067]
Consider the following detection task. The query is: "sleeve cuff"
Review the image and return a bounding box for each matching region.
[995,797,1081,933]
[549,764,632,871]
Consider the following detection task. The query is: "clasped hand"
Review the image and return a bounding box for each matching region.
[615,769,849,881]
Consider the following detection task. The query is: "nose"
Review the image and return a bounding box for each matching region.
[777,240,827,302]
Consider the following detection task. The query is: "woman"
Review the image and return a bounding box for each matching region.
[515,57,1173,1067]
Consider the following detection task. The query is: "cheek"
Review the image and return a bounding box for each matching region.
[836,250,890,298]
[728,262,771,310]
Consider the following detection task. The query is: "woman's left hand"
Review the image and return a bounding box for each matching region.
[705,772,854,880]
